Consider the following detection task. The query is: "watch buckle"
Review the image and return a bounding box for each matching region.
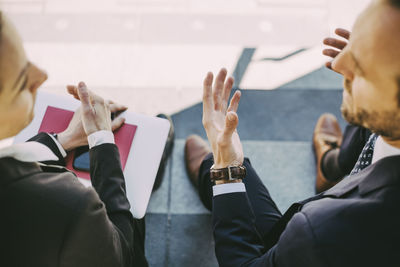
[228,166,234,181]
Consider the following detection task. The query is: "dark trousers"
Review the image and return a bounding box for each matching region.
[197,125,370,241]
[321,125,371,181]
[198,154,282,240]
[337,125,371,175]
[133,218,149,266]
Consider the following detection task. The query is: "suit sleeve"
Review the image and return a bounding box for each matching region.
[212,192,266,267]
[88,143,137,265]
[28,132,66,166]
[213,193,324,267]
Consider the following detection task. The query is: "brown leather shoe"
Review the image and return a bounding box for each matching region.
[313,113,343,193]
[184,135,212,188]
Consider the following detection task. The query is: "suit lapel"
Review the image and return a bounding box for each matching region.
[323,155,400,198]
[357,155,400,195]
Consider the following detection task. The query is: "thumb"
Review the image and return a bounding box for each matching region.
[221,111,238,144]
[112,116,126,131]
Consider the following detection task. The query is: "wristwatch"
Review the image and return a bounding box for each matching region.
[210,165,246,183]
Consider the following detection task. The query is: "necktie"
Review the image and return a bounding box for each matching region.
[349,133,378,175]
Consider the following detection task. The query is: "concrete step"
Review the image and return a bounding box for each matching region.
[172,88,346,141]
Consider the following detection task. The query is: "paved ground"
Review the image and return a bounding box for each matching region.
[3,0,369,114]
[1,0,371,266]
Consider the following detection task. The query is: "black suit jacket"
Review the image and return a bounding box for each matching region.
[0,133,148,267]
[213,155,400,266]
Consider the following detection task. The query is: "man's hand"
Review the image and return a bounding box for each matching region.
[202,68,244,169]
[323,28,351,70]
[57,82,127,151]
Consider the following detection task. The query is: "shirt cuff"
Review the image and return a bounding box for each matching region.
[47,133,67,158]
[87,130,115,149]
[213,182,246,196]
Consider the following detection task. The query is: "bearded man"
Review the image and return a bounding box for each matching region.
[184,0,400,266]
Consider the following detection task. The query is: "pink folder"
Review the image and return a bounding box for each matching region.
[38,106,137,180]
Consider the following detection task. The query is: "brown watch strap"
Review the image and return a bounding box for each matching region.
[210,165,246,182]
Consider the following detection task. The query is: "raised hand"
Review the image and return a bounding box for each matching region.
[202,68,244,169]
[323,28,351,70]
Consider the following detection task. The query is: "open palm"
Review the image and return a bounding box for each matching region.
[202,68,244,169]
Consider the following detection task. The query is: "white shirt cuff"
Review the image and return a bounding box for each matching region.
[47,133,67,158]
[213,182,246,196]
[87,130,115,149]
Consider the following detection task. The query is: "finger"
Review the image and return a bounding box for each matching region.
[325,61,333,69]
[221,76,234,111]
[66,85,80,100]
[322,48,340,59]
[220,111,239,145]
[111,116,126,131]
[67,85,77,93]
[109,103,128,113]
[325,61,341,74]
[77,82,92,111]
[323,37,347,50]
[335,28,350,40]
[73,82,102,104]
[203,72,214,115]
[227,90,241,113]
[213,68,227,111]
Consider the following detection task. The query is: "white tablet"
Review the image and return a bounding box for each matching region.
[13,91,170,219]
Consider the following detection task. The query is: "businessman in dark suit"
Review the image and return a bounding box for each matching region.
[312,28,373,194]
[0,12,149,266]
[185,0,400,266]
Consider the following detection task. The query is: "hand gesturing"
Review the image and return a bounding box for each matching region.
[202,68,244,169]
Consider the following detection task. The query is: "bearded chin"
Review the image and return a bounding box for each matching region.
[341,103,400,139]
[341,103,358,126]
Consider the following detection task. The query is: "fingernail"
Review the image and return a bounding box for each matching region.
[78,81,86,88]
